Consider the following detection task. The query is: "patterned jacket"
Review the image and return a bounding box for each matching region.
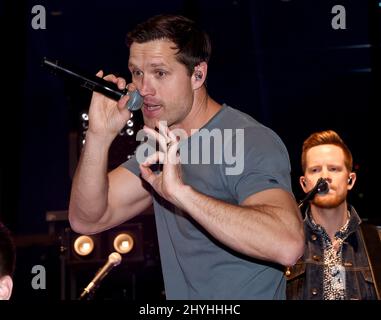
[286,205,377,300]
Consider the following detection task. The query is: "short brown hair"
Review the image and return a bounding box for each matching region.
[126,14,212,75]
[301,130,353,173]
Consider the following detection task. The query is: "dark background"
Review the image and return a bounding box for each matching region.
[0,0,379,300]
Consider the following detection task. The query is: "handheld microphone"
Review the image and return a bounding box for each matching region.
[42,58,143,111]
[79,252,122,300]
[316,178,329,195]
[298,178,329,208]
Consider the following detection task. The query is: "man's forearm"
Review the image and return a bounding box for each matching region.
[172,185,303,266]
[69,133,112,225]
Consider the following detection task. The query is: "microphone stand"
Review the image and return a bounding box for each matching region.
[298,178,328,208]
[79,286,95,301]
[78,252,122,300]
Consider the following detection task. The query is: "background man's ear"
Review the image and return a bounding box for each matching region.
[347,172,356,189]
[0,275,13,300]
[300,176,308,193]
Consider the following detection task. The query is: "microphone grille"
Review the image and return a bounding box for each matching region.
[108,252,122,266]
[317,179,329,195]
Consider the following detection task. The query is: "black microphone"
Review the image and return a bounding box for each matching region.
[79,252,122,300]
[42,58,143,111]
[316,178,329,195]
[298,178,329,208]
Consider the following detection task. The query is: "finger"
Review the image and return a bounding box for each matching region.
[139,151,164,186]
[142,151,165,166]
[117,94,131,113]
[103,73,118,83]
[126,82,137,92]
[157,120,170,144]
[117,81,136,111]
[116,77,126,90]
[139,164,155,186]
[96,70,104,78]
[166,127,179,165]
[143,125,168,152]
[167,140,180,165]
[167,127,179,143]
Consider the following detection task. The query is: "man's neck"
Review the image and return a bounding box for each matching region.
[310,202,349,241]
[171,86,222,135]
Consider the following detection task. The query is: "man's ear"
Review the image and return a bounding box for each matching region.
[347,172,357,190]
[300,176,308,193]
[191,62,208,90]
[0,275,13,300]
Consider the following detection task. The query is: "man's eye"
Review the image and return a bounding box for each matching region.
[133,70,143,77]
[156,70,166,78]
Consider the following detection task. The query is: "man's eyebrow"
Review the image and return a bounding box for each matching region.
[150,62,167,68]
[128,62,169,69]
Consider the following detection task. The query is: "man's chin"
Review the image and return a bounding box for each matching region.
[143,117,159,129]
[312,196,345,209]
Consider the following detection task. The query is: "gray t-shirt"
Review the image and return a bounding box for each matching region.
[122,104,293,299]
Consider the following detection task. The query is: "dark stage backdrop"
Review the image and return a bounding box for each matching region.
[0,0,379,300]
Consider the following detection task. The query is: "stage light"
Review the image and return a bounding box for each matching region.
[73,235,94,256]
[113,233,134,254]
[61,221,145,264]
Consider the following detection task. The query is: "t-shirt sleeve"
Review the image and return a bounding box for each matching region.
[121,153,141,177]
[224,126,293,204]
[121,136,158,177]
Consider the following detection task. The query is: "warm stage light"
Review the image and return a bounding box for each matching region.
[73,235,94,256]
[113,233,134,254]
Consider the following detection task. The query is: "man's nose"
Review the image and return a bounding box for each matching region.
[320,175,332,184]
[320,169,332,183]
[138,76,155,97]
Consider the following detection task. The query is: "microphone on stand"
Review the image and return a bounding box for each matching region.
[79,252,122,300]
[42,57,144,111]
[298,178,329,208]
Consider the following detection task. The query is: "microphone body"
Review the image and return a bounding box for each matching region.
[43,58,143,111]
[79,252,122,300]
[298,178,329,208]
